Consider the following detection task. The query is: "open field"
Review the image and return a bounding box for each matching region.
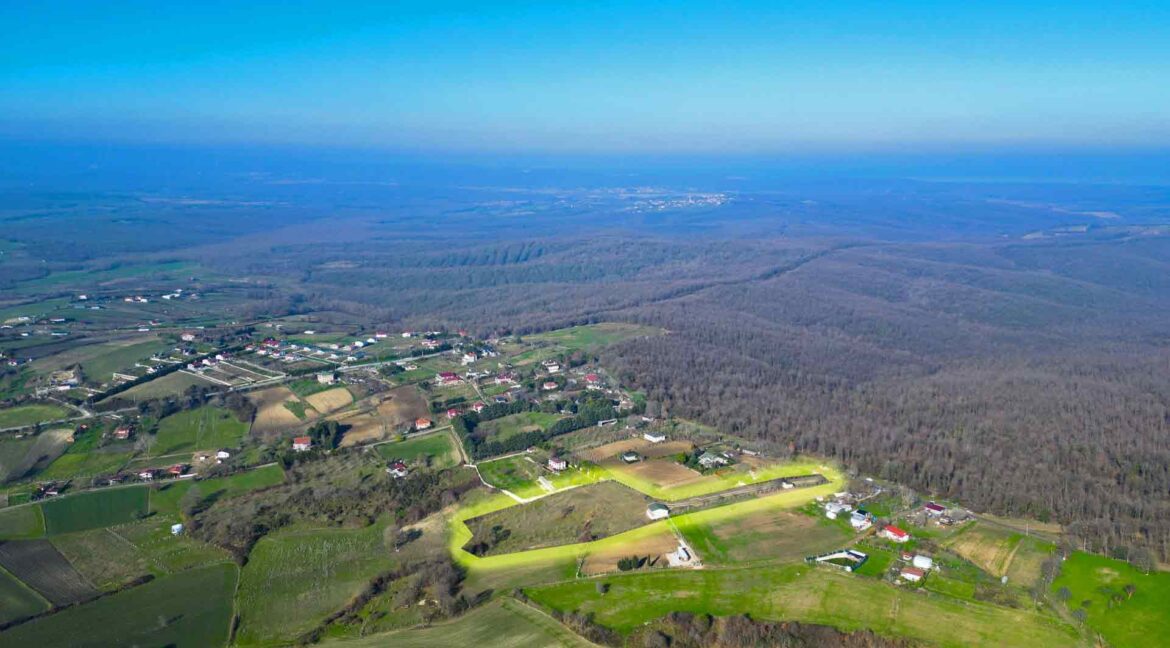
[604,456,831,502]
[478,455,605,499]
[0,504,45,540]
[580,524,681,576]
[463,481,651,556]
[375,385,430,428]
[476,412,564,443]
[579,438,694,463]
[676,508,852,566]
[235,522,397,646]
[79,339,171,384]
[41,486,149,535]
[943,521,1055,588]
[304,386,353,413]
[1052,552,1170,648]
[0,539,98,606]
[0,562,237,648]
[0,565,48,625]
[325,598,594,648]
[335,412,390,446]
[513,323,664,365]
[527,564,1083,647]
[38,447,133,481]
[374,432,459,469]
[248,386,308,438]
[0,428,71,482]
[0,403,72,429]
[51,526,154,590]
[110,370,216,402]
[151,406,249,456]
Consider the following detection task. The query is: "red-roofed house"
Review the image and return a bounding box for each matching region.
[292,436,312,452]
[167,464,188,477]
[415,418,432,430]
[388,462,408,478]
[542,381,558,391]
[446,408,460,419]
[924,502,946,516]
[585,373,600,384]
[472,401,486,413]
[880,525,911,543]
[436,372,461,385]
[900,566,925,582]
[114,425,132,440]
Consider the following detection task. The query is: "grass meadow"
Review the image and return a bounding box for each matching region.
[0,403,71,429]
[1053,552,1170,648]
[150,406,249,456]
[0,566,49,625]
[0,503,45,539]
[526,564,1083,647]
[375,432,460,469]
[41,486,149,535]
[235,521,397,646]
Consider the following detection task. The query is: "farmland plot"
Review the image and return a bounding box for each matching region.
[304,387,353,413]
[0,562,237,648]
[248,386,310,438]
[0,428,71,483]
[0,566,48,626]
[151,406,249,456]
[41,486,149,535]
[0,539,98,605]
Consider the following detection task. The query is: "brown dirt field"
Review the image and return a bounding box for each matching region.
[304,387,353,413]
[609,458,704,489]
[248,386,308,438]
[335,413,390,447]
[375,386,430,428]
[580,438,694,462]
[580,528,681,576]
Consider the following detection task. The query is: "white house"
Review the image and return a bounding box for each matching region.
[824,502,852,519]
[317,372,336,385]
[647,502,670,520]
[292,436,312,452]
[171,523,184,535]
[850,510,873,531]
[643,432,667,443]
[548,456,568,471]
[900,566,925,582]
[215,450,231,460]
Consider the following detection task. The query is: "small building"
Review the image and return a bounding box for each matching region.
[113,425,133,440]
[138,470,155,481]
[912,555,934,570]
[292,436,313,452]
[621,451,640,463]
[171,523,184,535]
[388,462,408,478]
[180,333,196,342]
[316,372,337,385]
[647,502,670,520]
[446,408,460,419]
[216,450,231,460]
[880,525,911,543]
[415,418,433,430]
[824,502,852,520]
[542,381,558,391]
[850,510,873,531]
[643,432,666,443]
[698,452,729,469]
[167,464,188,477]
[900,566,926,582]
[548,456,568,471]
[472,401,486,413]
[436,372,461,385]
[924,501,947,517]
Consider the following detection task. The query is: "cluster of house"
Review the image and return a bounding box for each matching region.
[137,463,193,481]
[897,552,934,583]
[825,501,877,531]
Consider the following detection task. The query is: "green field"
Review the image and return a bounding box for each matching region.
[78,339,171,384]
[375,432,460,469]
[0,504,45,539]
[151,406,249,456]
[522,323,663,354]
[0,562,237,647]
[149,464,286,515]
[0,431,71,483]
[1053,552,1170,648]
[478,455,605,499]
[675,507,851,566]
[108,371,217,402]
[235,522,398,646]
[526,564,1082,647]
[477,412,563,442]
[41,486,149,535]
[38,449,133,481]
[327,598,593,648]
[0,565,49,626]
[0,403,72,429]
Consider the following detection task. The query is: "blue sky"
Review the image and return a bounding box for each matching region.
[2,1,1168,154]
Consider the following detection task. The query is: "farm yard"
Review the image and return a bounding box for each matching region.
[474,411,563,444]
[374,432,460,470]
[944,521,1055,589]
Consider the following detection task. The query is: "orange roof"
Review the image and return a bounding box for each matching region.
[293,436,312,444]
[884,525,909,537]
